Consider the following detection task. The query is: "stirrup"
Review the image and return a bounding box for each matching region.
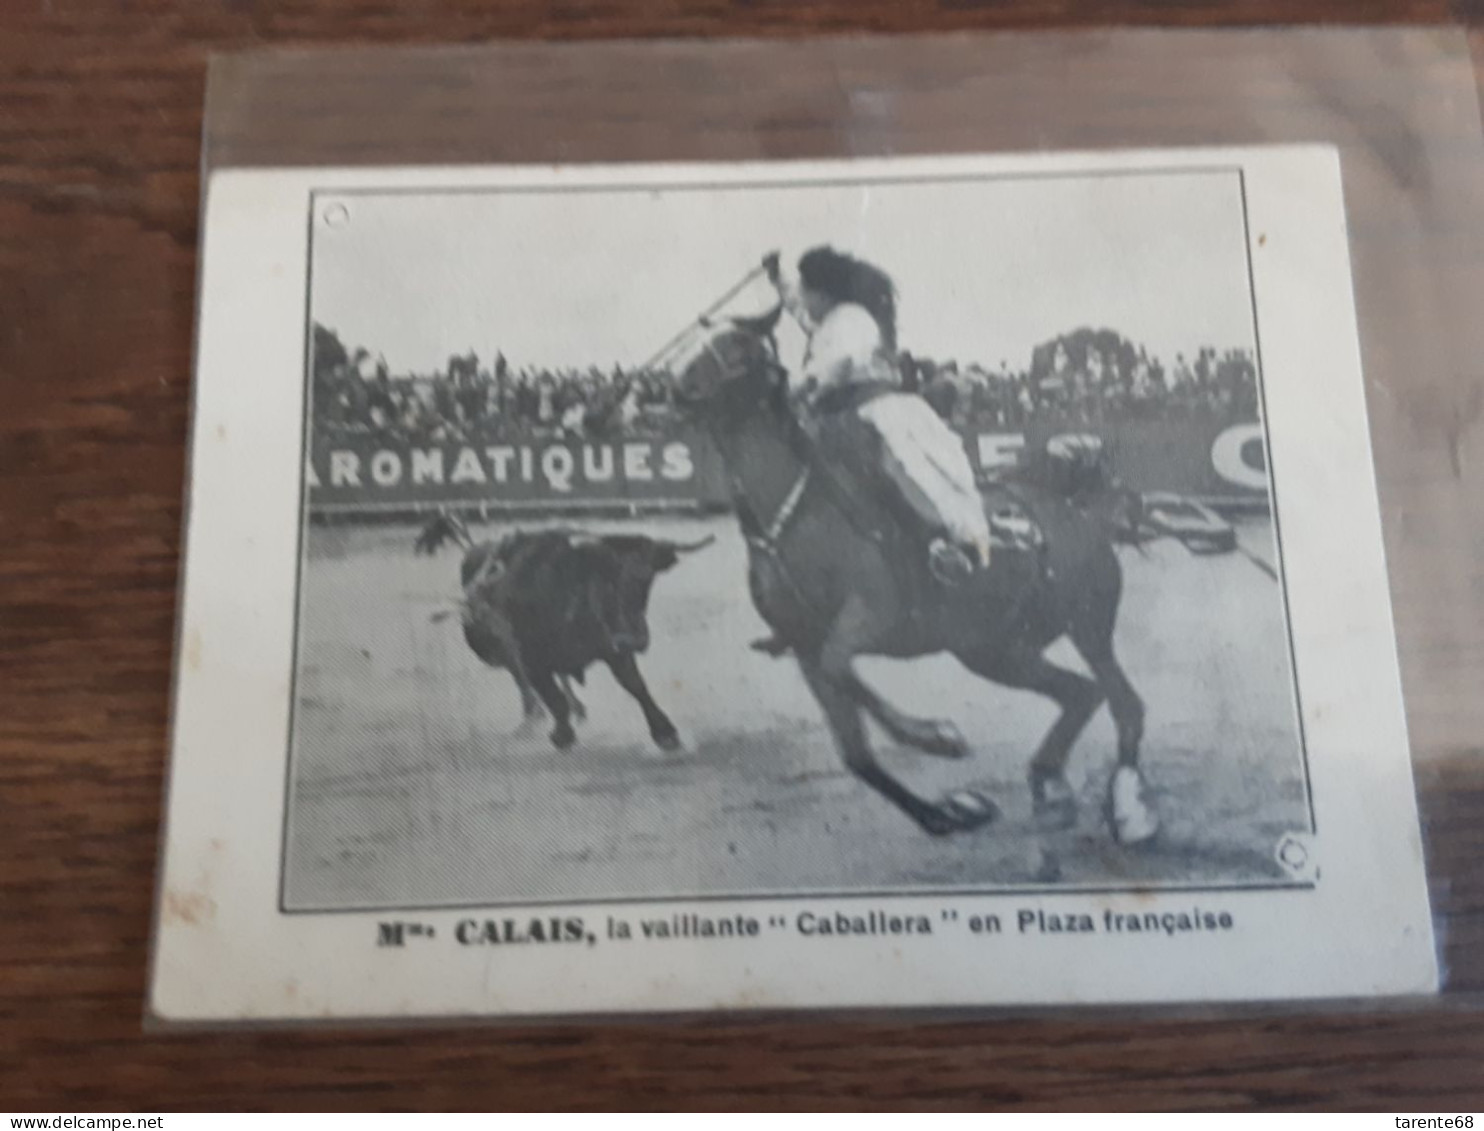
[929,538,976,586]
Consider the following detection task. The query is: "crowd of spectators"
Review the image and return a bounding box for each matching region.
[313,326,676,445]
[905,331,1260,432]
[311,323,1260,445]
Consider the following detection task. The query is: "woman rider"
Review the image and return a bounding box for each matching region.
[764,246,991,585]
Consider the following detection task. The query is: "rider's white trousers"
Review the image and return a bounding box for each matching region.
[857,394,992,557]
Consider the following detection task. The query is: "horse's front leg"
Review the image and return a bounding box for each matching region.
[800,597,995,836]
[846,675,970,761]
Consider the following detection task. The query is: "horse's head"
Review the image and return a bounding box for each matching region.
[672,303,786,423]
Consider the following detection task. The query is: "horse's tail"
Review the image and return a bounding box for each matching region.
[414,509,474,556]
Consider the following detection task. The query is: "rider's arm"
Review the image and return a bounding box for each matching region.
[761,252,884,393]
[774,266,813,334]
[763,251,813,333]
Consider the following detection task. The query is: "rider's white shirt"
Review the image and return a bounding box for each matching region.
[777,269,892,393]
[776,273,990,551]
[801,303,887,391]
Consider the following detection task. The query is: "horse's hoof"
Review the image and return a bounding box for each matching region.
[1114,808,1160,846]
[550,725,577,750]
[1032,773,1078,831]
[1107,766,1159,846]
[920,788,1000,836]
[925,721,971,760]
[654,731,682,753]
[514,715,543,739]
[916,809,958,837]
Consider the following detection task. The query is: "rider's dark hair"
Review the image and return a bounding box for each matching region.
[798,246,898,351]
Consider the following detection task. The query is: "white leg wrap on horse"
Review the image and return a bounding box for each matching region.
[1110,765,1159,844]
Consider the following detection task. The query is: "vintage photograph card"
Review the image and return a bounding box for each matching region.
[151,148,1436,1022]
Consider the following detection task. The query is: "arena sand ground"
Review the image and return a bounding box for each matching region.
[283,513,1309,911]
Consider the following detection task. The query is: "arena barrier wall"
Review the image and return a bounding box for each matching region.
[306,414,1269,514]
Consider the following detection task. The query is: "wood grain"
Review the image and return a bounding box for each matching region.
[4,5,1484,1111]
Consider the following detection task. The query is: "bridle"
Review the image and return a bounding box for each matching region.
[742,464,812,554]
[689,328,822,620]
[659,281,862,633]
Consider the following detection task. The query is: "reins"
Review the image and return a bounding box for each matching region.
[652,264,887,639]
[638,264,766,374]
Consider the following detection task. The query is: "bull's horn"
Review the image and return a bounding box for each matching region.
[668,534,717,553]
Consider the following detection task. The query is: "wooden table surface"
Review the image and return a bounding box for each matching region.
[5,2,1484,1112]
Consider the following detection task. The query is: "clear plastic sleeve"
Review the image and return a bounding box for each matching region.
[171,28,1484,1019]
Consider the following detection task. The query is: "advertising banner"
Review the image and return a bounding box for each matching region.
[306,414,1268,511]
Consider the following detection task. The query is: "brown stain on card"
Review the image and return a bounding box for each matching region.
[162,889,217,927]
[162,839,225,928]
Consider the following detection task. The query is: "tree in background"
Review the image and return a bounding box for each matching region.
[1029,327,1139,386]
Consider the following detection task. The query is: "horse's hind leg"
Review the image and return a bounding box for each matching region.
[1070,628,1157,845]
[957,645,1102,829]
[1073,638,1144,771]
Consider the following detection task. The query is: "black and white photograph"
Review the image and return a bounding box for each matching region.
[150,150,1437,1020]
[283,163,1311,912]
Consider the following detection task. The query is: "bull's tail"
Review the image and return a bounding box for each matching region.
[414,510,475,556]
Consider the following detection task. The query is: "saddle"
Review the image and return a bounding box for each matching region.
[984,490,1045,555]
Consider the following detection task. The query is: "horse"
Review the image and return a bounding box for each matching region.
[673,306,1159,844]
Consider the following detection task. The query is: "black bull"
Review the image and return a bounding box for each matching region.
[415,515,712,749]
